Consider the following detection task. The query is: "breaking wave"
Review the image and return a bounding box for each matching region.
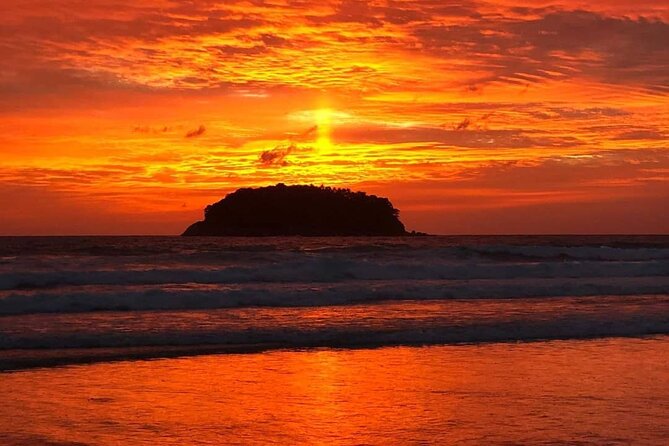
[1,236,668,370]
[1,277,668,315]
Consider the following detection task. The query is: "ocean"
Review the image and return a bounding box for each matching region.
[1,235,668,444]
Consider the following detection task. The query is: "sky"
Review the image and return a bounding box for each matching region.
[0,0,667,235]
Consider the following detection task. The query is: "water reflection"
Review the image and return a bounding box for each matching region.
[1,337,668,445]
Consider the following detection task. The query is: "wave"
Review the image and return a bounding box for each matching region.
[2,306,668,370]
[2,257,668,291]
[2,236,668,260]
[3,236,668,371]
[2,276,668,315]
[469,245,669,261]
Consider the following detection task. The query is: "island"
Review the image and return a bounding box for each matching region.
[182,184,410,236]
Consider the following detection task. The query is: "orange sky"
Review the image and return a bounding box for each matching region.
[0,0,667,235]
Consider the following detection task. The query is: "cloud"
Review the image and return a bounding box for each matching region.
[185,125,206,138]
[333,124,582,148]
[258,143,302,167]
[0,7,261,43]
[529,107,631,120]
[4,1,667,99]
[133,125,171,134]
[151,167,179,183]
[308,0,479,27]
[457,149,669,190]
[414,10,669,90]
[454,118,471,131]
[288,125,319,142]
[612,130,667,140]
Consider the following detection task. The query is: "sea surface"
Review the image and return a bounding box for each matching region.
[1,235,668,444]
[1,235,668,364]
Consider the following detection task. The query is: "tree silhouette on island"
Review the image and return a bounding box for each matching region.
[182,184,415,236]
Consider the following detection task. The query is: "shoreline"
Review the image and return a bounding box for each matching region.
[3,333,668,373]
[2,337,668,445]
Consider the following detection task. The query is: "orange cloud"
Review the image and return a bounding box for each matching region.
[0,0,667,234]
[185,125,206,138]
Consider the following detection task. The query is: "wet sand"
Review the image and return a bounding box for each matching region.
[1,336,668,445]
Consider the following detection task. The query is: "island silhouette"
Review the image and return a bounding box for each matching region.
[182,183,410,236]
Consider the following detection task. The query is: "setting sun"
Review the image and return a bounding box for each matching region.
[1,2,668,445]
[1,0,666,235]
[315,108,335,152]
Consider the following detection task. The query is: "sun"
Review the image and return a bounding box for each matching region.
[289,107,349,152]
[315,108,334,151]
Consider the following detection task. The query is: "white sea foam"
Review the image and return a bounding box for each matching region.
[1,258,667,291]
[2,297,668,351]
[1,236,668,365]
[1,276,668,315]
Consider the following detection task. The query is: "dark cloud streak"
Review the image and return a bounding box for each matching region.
[185,125,206,138]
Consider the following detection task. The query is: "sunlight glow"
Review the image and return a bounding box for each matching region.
[315,108,334,151]
[0,0,667,234]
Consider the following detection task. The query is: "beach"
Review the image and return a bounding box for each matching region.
[2,337,669,445]
[4,0,668,442]
[1,235,668,444]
